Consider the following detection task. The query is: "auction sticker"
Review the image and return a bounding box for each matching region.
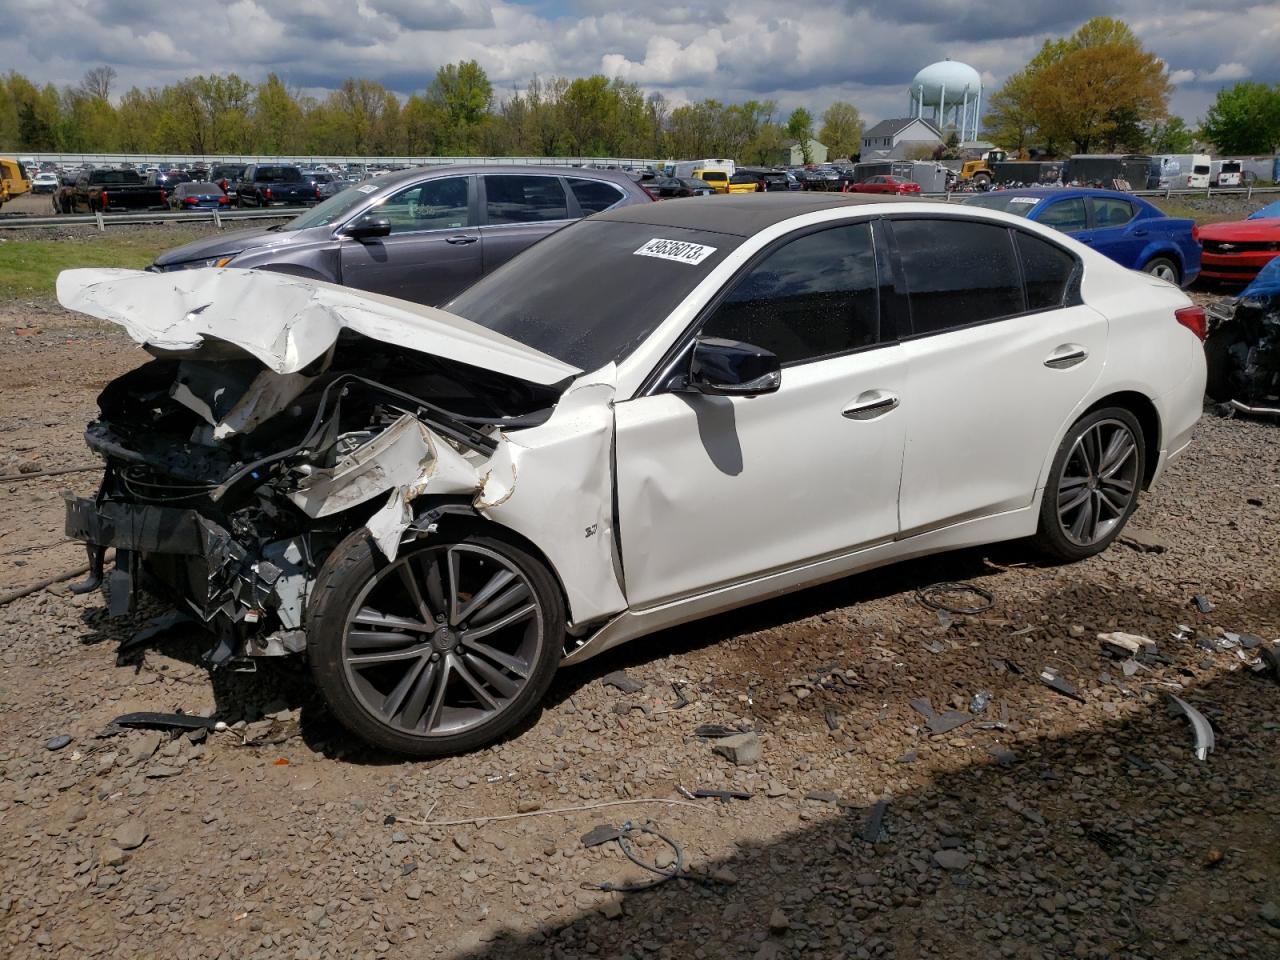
[634,238,717,265]
[1009,196,1040,204]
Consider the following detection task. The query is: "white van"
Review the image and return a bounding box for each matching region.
[1185,155,1211,189]
[1217,160,1243,188]
[664,159,735,180]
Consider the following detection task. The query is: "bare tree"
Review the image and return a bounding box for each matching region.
[81,66,117,101]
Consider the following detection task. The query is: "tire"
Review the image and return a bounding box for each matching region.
[1032,407,1146,563]
[1143,257,1180,285]
[307,527,564,757]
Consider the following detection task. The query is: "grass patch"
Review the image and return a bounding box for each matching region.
[0,227,213,300]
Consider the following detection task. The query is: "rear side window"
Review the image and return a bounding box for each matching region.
[892,219,1024,335]
[484,175,568,224]
[700,171,728,183]
[1037,197,1087,232]
[568,177,625,214]
[1090,197,1134,227]
[699,223,880,365]
[1015,232,1077,311]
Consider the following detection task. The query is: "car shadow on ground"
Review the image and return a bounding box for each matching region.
[447,664,1280,960]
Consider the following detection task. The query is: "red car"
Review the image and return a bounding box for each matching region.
[1198,217,1280,282]
[847,175,922,195]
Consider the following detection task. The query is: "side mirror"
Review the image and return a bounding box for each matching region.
[683,337,781,397]
[344,217,391,240]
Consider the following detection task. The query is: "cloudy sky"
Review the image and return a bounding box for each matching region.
[2,0,1277,129]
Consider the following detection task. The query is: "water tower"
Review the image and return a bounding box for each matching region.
[908,59,982,142]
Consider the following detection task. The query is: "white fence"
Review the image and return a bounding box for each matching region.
[14,153,662,170]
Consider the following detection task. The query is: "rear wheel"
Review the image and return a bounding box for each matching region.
[1143,257,1180,285]
[308,528,564,757]
[1033,407,1145,562]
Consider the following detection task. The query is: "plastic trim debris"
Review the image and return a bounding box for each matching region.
[1167,694,1215,761]
[916,582,995,615]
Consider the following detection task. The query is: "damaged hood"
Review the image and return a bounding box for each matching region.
[56,267,583,388]
[150,225,286,268]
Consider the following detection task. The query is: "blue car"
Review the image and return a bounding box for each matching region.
[964,188,1200,287]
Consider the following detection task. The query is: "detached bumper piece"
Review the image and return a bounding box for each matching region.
[64,496,304,663]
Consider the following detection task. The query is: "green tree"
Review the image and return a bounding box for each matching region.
[253,74,304,154]
[428,60,493,152]
[786,107,814,163]
[1200,82,1280,154]
[818,101,862,160]
[1146,116,1195,153]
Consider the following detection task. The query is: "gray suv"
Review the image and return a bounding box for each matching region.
[150,165,652,305]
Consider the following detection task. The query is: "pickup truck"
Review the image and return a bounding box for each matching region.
[64,169,168,213]
[234,164,320,207]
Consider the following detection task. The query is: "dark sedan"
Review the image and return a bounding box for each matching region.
[652,176,715,198]
[150,165,652,305]
[169,181,231,210]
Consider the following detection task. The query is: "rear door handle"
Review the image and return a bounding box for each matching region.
[445,235,478,245]
[1044,344,1088,369]
[842,390,899,420]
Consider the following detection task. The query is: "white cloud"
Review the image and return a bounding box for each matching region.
[1198,62,1250,82]
[1168,69,1196,84]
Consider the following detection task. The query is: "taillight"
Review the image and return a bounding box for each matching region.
[315,187,322,199]
[219,196,228,205]
[186,197,199,205]
[1192,225,1200,243]
[159,189,167,202]
[1175,305,1207,341]
[100,190,109,207]
[264,187,273,200]
[641,186,656,200]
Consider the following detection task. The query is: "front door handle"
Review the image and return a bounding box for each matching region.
[842,390,899,420]
[445,235,478,245]
[1044,344,1089,369]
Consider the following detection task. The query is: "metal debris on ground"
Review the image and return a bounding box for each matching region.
[916,582,995,615]
[823,709,840,731]
[969,690,992,713]
[1192,594,1216,614]
[689,788,753,803]
[1037,667,1086,703]
[860,799,889,843]
[1255,645,1280,684]
[1167,694,1215,761]
[581,820,688,892]
[693,723,749,739]
[109,711,218,733]
[1099,632,1156,658]
[600,670,645,694]
[908,698,972,736]
[670,682,693,709]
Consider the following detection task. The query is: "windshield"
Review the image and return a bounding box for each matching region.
[961,193,1044,217]
[285,183,373,229]
[447,220,743,370]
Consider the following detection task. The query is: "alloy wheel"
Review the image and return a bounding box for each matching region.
[340,543,544,738]
[1056,419,1140,546]
[1148,262,1178,283]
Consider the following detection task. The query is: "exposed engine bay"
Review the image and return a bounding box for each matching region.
[58,267,627,666]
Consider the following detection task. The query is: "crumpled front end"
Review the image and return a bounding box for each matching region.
[58,267,629,665]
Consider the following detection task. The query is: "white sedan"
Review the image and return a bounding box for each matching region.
[58,193,1206,755]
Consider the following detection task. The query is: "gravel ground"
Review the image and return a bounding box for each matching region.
[0,303,1278,960]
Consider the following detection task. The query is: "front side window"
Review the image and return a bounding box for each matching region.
[1037,198,1088,232]
[568,177,625,213]
[359,177,470,234]
[1089,197,1134,227]
[484,175,568,224]
[892,219,1024,335]
[699,223,880,365]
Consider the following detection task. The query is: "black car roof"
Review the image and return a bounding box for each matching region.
[593,192,914,236]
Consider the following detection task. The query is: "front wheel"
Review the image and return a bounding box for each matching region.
[1143,257,1180,285]
[307,528,564,757]
[1033,407,1145,562]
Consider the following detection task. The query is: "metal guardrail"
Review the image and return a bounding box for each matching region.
[0,185,1276,233]
[0,207,306,231]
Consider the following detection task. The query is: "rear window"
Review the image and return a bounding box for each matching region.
[185,182,221,193]
[484,175,568,224]
[90,170,144,185]
[448,220,743,370]
[254,166,303,183]
[699,171,728,183]
[1193,165,1210,175]
[568,177,625,214]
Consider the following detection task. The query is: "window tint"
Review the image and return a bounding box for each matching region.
[893,219,1024,335]
[1090,197,1134,227]
[360,177,470,234]
[1015,232,1076,311]
[699,223,880,365]
[484,175,568,224]
[568,177,625,213]
[1037,197,1087,232]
